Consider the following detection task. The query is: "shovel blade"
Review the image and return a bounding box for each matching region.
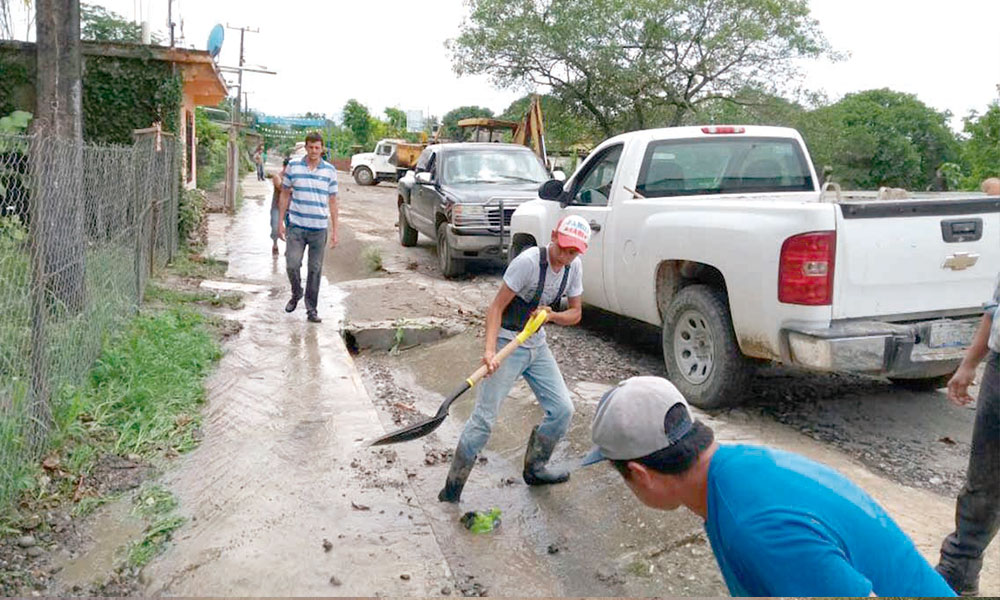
[366,414,447,447]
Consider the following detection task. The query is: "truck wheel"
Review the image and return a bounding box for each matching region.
[398,204,417,247]
[353,166,374,186]
[889,372,954,391]
[437,222,464,278]
[662,284,751,409]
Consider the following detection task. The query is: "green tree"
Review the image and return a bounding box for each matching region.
[81,3,163,43]
[450,0,834,137]
[384,107,407,130]
[441,105,493,141]
[799,89,960,190]
[342,99,373,148]
[958,102,1000,189]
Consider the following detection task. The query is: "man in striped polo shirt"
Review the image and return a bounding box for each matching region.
[277,131,339,323]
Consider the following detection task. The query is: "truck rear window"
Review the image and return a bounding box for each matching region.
[636,137,814,197]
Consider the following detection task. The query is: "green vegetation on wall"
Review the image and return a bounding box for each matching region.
[0,50,34,117]
[83,55,182,144]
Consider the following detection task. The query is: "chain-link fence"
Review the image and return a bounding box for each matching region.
[0,131,179,508]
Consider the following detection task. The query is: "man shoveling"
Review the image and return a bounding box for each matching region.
[438,215,591,503]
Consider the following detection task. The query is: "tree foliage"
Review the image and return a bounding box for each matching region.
[958,102,1000,189]
[451,0,834,136]
[500,94,597,150]
[384,107,407,130]
[342,99,373,148]
[81,3,163,44]
[440,105,493,141]
[798,89,959,190]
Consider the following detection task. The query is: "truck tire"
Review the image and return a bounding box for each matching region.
[398,203,417,247]
[353,166,374,186]
[437,221,464,278]
[662,284,751,409]
[889,372,954,391]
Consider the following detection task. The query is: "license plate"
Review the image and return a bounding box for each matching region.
[927,320,978,349]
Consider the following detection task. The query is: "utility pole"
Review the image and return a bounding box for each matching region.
[167,0,175,47]
[222,24,259,213]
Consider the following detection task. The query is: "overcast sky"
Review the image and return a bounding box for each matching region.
[14,0,1000,131]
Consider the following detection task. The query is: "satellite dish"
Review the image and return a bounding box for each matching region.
[207,24,224,58]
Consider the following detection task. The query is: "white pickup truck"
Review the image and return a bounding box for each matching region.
[510,125,1000,408]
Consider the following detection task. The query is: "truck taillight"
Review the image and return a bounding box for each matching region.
[701,126,745,134]
[779,231,835,305]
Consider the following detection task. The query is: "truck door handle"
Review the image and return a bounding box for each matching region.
[941,218,982,243]
[589,220,602,232]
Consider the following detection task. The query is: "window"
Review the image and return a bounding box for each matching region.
[636,138,813,198]
[440,149,549,185]
[571,145,623,206]
[376,143,392,156]
[416,147,434,171]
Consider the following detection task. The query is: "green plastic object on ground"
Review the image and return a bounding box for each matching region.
[461,508,502,533]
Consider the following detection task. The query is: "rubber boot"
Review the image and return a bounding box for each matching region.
[523,425,570,486]
[438,447,476,503]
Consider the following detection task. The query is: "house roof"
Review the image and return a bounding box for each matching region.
[0,40,228,107]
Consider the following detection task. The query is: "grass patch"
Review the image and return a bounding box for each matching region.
[145,283,243,310]
[362,245,383,272]
[166,251,228,280]
[127,514,186,568]
[626,559,652,578]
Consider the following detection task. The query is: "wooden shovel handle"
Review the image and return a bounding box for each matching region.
[466,309,548,387]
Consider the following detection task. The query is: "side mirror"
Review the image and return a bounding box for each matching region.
[551,168,566,182]
[415,171,433,185]
[538,179,564,201]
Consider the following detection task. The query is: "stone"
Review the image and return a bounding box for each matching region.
[26,547,43,558]
[17,535,36,548]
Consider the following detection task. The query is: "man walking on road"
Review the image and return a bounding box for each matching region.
[277,132,339,323]
[438,216,591,503]
[582,376,956,597]
[936,269,999,596]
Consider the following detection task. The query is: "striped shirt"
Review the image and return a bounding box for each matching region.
[281,157,338,230]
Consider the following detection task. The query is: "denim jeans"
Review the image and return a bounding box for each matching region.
[455,338,574,459]
[938,351,1000,593]
[285,226,327,314]
[256,163,264,180]
[269,205,280,242]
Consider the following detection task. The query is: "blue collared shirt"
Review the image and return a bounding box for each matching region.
[281,157,337,230]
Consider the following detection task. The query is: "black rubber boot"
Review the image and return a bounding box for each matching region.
[523,425,570,486]
[438,447,476,503]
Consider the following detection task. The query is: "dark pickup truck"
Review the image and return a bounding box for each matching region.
[396,142,550,277]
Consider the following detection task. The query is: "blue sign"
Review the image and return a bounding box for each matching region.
[207,24,224,58]
[256,115,327,127]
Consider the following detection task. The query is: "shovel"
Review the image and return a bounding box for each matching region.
[366,309,548,447]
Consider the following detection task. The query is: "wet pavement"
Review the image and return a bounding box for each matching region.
[115,170,997,596]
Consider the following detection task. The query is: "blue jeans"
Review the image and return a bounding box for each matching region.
[455,339,574,458]
[285,226,327,314]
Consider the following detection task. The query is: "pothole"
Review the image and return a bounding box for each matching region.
[342,318,466,355]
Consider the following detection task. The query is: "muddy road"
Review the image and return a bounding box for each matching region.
[46,170,995,597]
[337,175,998,595]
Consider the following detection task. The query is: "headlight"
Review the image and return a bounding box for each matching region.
[452,204,489,227]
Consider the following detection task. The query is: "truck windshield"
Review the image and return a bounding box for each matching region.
[636,137,814,197]
[441,149,549,185]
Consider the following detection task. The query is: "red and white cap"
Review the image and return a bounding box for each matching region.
[555,215,592,253]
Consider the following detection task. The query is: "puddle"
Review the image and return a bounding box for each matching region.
[51,497,145,591]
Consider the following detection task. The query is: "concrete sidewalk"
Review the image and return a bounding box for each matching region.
[141,173,453,595]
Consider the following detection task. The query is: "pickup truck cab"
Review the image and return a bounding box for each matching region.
[397,142,550,277]
[510,125,1000,408]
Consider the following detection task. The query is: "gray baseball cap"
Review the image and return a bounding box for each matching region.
[581,376,697,466]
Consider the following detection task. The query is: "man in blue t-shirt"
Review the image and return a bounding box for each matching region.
[582,376,955,597]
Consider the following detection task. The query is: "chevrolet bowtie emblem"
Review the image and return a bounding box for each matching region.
[942,252,980,271]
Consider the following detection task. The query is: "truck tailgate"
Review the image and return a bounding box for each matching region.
[833,196,1000,319]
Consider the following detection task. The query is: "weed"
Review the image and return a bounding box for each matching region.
[389,326,405,355]
[626,559,652,578]
[362,245,383,272]
[73,493,113,518]
[127,514,186,568]
[133,483,178,520]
